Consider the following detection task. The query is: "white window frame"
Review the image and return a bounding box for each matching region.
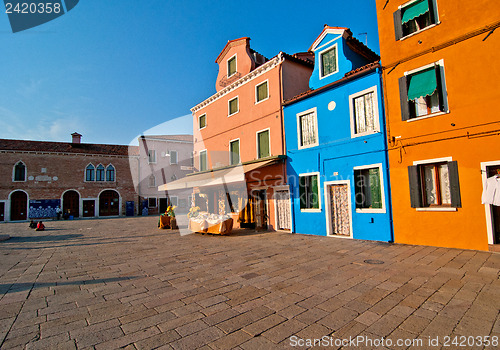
[95,164,105,182]
[299,171,322,213]
[198,114,207,130]
[199,149,208,172]
[227,53,237,77]
[273,185,292,231]
[412,156,457,212]
[324,180,353,238]
[349,86,380,138]
[353,163,386,214]
[105,164,116,182]
[148,150,156,164]
[228,96,239,117]
[12,161,27,182]
[148,175,156,188]
[170,196,178,207]
[170,150,178,165]
[398,0,440,41]
[256,128,271,159]
[296,107,319,150]
[255,80,269,105]
[84,163,95,182]
[404,59,449,122]
[319,43,339,79]
[481,160,500,245]
[229,138,241,165]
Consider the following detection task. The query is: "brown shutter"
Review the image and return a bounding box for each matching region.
[393,9,403,40]
[447,161,462,208]
[408,165,422,208]
[399,76,410,121]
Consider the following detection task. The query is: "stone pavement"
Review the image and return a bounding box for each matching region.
[0,217,499,350]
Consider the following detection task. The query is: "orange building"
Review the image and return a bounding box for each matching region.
[169,38,313,231]
[375,0,500,251]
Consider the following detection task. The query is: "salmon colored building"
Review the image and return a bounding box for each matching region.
[375,0,500,251]
[176,38,313,231]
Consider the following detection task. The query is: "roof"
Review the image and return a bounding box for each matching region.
[138,135,193,142]
[309,25,380,62]
[0,138,137,156]
[215,37,250,64]
[280,52,315,67]
[283,61,381,106]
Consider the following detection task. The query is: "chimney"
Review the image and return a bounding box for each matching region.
[71,132,82,144]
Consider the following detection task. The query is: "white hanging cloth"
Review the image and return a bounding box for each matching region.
[482,175,500,206]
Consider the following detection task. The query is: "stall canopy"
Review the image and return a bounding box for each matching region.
[158,157,281,191]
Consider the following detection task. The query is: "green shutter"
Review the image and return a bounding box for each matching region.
[321,47,337,76]
[228,57,236,76]
[229,98,238,115]
[200,152,207,171]
[402,0,430,24]
[310,175,319,209]
[407,68,437,101]
[230,140,239,165]
[257,82,268,102]
[408,165,422,208]
[369,168,382,209]
[447,161,462,208]
[258,130,270,158]
[199,115,206,128]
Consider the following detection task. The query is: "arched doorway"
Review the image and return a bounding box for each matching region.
[99,190,120,216]
[63,190,80,217]
[10,191,28,221]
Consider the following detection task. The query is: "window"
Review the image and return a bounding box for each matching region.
[13,162,26,182]
[257,129,270,159]
[227,55,237,77]
[297,108,318,149]
[170,196,178,206]
[190,152,194,167]
[228,97,239,116]
[255,81,269,103]
[354,167,383,210]
[106,165,115,182]
[230,139,240,165]
[350,87,379,137]
[399,62,448,120]
[320,45,337,78]
[96,165,105,181]
[148,150,156,163]
[148,197,157,208]
[85,164,95,181]
[199,114,206,129]
[408,160,461,208]
[170,150,178,165]
[199,150,207,172]
[148,175,156,188]
[394,0,438,40]
[299,173,320,210]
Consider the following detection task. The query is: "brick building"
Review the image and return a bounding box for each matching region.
[0,133,139,222]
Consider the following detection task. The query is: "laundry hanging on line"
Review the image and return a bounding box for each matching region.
[481,175,500,206]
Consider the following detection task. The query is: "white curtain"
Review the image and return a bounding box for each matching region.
[354,92,375,134]
[300,112,317,146]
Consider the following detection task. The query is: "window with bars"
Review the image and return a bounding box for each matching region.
[408,161,461,208]
[299,174,320,210]
[256,81,268,103]
[354,167,383,210]
[320,46,337,77]
[394,0,439,40]
[297,109,318,149]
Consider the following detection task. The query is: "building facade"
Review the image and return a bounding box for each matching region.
[376,0,500,250]
[283,26,392,241]
[0,133,139,221]
[176,37,313,231]
[136,135,193,215]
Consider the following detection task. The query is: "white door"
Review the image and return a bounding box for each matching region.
[329,184,351,236]
[275,190,291,230]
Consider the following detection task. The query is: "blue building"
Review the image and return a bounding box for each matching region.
[283,26,393,242]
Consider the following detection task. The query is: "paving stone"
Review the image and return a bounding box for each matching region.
[133,330,180,350]
[169,326,224,350]
[261,319,307,344]
[207,330,252,350]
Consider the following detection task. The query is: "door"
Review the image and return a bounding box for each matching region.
[10,191,27,221]
[328,184,351,237]
[0,202,4,221]
[63,190,80,217]
[83,200,95,217]
[487,166,500,244]
[159,198,168,214]
[275,190,291,230]
[254,189,268,230]
[99,190,120,216]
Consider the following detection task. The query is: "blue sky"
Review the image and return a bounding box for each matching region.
[0,0,380,145]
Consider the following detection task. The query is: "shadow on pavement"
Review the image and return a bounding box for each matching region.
[4,234,84,243]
